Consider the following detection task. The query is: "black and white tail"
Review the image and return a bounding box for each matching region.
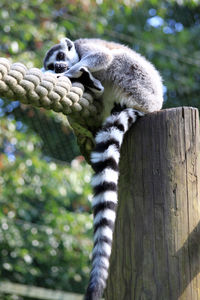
[85,105,144,300]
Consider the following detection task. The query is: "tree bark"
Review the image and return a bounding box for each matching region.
[105,107,200,300]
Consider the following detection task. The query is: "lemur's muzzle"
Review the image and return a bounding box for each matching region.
[55,63,68,73]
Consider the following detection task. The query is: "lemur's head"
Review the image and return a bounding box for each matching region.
[43,38,79,73]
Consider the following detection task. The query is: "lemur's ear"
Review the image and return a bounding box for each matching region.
[60,38,73,51]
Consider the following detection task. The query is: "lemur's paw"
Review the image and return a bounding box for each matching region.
[65,65,83,78]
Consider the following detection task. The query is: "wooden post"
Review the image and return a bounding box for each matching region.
[105,107,200,300]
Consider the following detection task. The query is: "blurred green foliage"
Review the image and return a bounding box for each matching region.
[0,0,199,298]
[0,117,93,296]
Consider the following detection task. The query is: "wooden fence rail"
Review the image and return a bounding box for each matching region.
[106,107,200,300]
[0,281,82,300]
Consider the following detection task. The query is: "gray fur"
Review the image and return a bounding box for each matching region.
[43,38,164,300]
[43,38,163,121]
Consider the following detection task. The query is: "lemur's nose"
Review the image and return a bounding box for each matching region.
[55,63,67,73]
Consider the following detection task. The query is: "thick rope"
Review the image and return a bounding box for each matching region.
[0,57,99,117]
[0,57,103,162]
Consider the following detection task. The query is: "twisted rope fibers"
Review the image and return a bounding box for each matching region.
[0,58,102,161]
[0,57,99,117]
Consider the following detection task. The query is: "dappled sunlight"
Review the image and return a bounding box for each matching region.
[0,0,199,298]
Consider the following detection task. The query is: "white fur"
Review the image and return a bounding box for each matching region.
[91,169,118,187]
[118,112,129,131]
[44,39,79,71]
[95,128,124,145]
[93,241,112,257]
[92,256,109,269]
[46,52,58,66]
[91,145,120,164]
[94,209,116,225]
[94,226,113,243]
[92,191,118,207]
[105,111,129,132]
[60,38,68,49]
[103,114,118,125]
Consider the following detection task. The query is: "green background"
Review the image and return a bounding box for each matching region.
[0,0,199,299]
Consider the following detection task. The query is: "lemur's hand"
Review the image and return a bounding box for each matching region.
[56,64,104,98]
[64,63,84,78]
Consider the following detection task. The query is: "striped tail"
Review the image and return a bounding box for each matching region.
[85,106,144,300]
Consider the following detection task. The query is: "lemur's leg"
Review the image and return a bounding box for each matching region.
[65,51,113,78]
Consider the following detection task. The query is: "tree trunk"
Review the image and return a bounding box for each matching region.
[105,107,200,300]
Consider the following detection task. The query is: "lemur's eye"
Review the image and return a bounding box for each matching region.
[47,63,54,70]
[56,52,65,61]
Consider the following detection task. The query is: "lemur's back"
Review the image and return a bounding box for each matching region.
[75,38,163,114]
[75,38,130,51]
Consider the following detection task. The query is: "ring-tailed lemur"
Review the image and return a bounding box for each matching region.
[43,38,164,300]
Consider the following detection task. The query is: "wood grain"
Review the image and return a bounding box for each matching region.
[105,107,200,300]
